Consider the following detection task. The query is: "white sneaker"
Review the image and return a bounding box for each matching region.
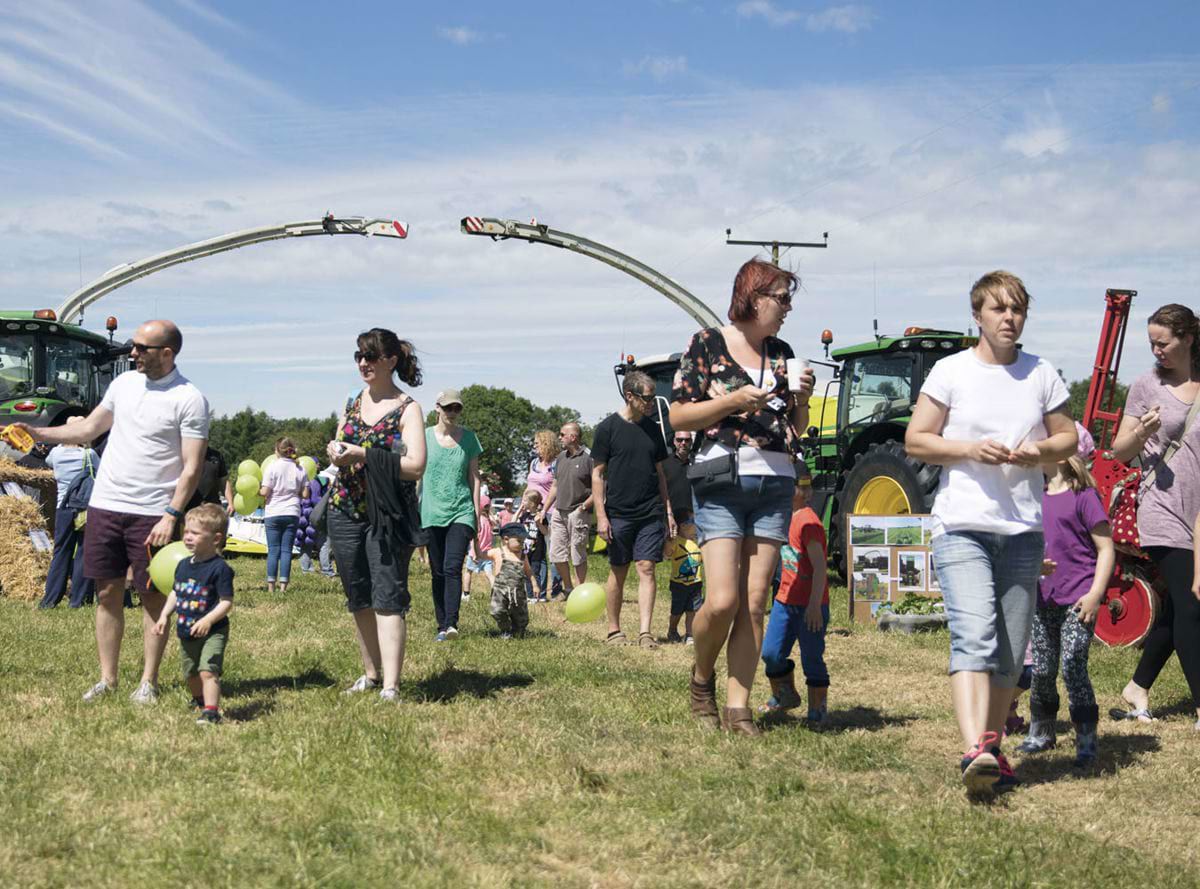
[461,593,471,602]
[129,680,159,705]
[445,626,459,639]
[378,687,400,703]
[685,635,695,646]
[82,680,114,702]
[343,675,382,695]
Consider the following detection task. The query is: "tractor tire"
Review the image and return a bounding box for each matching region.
[830,440,940,573]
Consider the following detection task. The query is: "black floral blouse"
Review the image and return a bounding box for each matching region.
[671,327,799,455]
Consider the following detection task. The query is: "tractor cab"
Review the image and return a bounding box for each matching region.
[805,327,977,566]
[0,311,129,428]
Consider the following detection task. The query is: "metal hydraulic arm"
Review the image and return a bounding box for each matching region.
[57,215,409,324]
[459,216,721,329]
[1082,289,1137,450]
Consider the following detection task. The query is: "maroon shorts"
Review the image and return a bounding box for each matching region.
[84,507,162,592]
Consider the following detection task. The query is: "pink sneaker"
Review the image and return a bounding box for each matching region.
[960,730,1001,794]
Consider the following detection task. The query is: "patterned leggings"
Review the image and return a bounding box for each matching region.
[1029,602,1099,724]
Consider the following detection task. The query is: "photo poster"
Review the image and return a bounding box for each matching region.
[846,514,940,622]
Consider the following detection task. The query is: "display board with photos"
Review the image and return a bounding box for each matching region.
[846,514,941,622]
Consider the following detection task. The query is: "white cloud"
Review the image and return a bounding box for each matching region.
[437,26,484,46]
[737,2,875,33]
[623,55,688,81]
[1002,126,1070,158]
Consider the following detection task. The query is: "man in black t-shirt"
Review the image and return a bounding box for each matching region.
[592,370,676,649]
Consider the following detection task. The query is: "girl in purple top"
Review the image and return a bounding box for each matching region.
[1018,452,1114,766]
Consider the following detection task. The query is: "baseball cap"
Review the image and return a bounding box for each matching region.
[498,522,527,539]
[436,389,463,408]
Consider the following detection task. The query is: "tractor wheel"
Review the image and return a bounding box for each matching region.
[830,439,940,572]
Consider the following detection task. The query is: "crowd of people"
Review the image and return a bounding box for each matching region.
[14,260,1200,800]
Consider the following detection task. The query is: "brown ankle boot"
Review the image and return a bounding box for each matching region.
[721,706,761,736]
[690,667,721,730]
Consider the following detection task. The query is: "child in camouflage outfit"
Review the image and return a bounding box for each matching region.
[489,522,541,638]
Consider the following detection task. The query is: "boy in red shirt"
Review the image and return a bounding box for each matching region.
[760,469,830,723]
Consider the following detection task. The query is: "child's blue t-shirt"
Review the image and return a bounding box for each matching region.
[173,555,235,639]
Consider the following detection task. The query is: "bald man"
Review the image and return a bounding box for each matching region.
[18,319,210,704]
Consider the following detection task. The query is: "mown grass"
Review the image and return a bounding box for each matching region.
[2,554,1199,888]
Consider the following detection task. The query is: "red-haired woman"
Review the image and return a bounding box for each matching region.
[670,258,815,735]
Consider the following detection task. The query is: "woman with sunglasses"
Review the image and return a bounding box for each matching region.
[420,389,484,641]
[326,329,427,702]
[669,258,815,735]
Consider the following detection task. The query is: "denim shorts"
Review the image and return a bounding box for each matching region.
[931,530,1044,688]
[465,555,493,575]
[692,474,793,545]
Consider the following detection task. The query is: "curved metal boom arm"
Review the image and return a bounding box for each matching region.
[58,216,409,324]
[459,216,721,329]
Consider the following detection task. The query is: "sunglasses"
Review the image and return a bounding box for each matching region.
[631,391,656,403]
[758,290,793,308]
[353,350,381,363]
[440,404,463,413]
[674,438,691,445]
[130,342,168,353]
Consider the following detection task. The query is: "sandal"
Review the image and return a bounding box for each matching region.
[638,632,660,650]
[605,630,628,646]
[1109,702,1156,724]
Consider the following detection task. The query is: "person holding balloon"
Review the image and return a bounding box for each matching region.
[327,328,427,702]
[258,437,308,593]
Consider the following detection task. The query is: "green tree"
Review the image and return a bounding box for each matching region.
[1066,377,1128,443]
[247,415,339,467]
[209,408,278,471]
[426,386,591,494]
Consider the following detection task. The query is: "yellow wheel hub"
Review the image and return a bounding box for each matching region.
[854,476,911,515]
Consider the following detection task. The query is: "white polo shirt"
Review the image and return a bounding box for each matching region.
[90,368,210,517]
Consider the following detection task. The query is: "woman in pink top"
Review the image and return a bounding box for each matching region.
[526,430,560,509]
[260,437,308,593]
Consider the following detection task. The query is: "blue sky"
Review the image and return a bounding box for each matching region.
[2,1,1198,422]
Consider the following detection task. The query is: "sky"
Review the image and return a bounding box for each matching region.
[1,0,1198,423]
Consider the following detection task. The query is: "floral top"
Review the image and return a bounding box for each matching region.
[330,390,412,519]
[671,327,799,455]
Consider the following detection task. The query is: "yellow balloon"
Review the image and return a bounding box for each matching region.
[261,454,278,473]
[298,455,318,480]
[233,493,259,515]
[235,474,260,498]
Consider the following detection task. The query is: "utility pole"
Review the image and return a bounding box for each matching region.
[725,228,828,265]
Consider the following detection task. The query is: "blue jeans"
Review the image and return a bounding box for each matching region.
[931,530,1044,687]
[761,602,830,687]
[525,557,547,599]
[40,507,94,608]
[693,474,793,544]
[265,515,300,583]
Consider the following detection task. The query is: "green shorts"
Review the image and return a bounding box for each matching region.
[179,629,228,677]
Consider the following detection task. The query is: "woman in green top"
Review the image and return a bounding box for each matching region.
[420,389,483,640]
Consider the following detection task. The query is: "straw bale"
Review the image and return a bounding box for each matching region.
[0,493,51,601]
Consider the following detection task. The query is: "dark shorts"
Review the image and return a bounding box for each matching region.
[180,629,228,677]
[670,580,704,615]
[83,506,162,593]
[607,515,666,567]
[328,507,414,614]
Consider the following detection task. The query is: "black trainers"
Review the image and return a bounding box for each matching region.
[196,709,222,725]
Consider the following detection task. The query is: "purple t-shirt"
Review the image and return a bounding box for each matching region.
[1039,488,1109,606]
[1124,371,1200,550]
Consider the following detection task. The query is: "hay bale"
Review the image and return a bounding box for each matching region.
[0,458,56,527]
[0,493,51,601]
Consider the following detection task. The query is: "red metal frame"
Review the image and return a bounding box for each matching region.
[1082,289,1137,451]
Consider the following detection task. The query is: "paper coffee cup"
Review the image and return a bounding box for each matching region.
[786,358,809,391]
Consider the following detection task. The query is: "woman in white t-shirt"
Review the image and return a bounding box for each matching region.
[906,270,1076,797]
[260,437,308,593]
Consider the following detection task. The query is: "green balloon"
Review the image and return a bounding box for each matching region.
[235,474,260,498]
[564,581,607,623]
[148,541,191,595]
[261,454,278,473]
[238,459,261,481]
[233,492,259,515]
[298,455,318,480]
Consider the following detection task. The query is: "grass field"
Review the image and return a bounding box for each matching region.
[3,554,1200,888]
[885,526,923,546]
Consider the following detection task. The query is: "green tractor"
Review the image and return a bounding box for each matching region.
[0,310,129,430]
[805,327,977,568]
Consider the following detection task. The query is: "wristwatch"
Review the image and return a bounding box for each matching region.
[164,506,183,519]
